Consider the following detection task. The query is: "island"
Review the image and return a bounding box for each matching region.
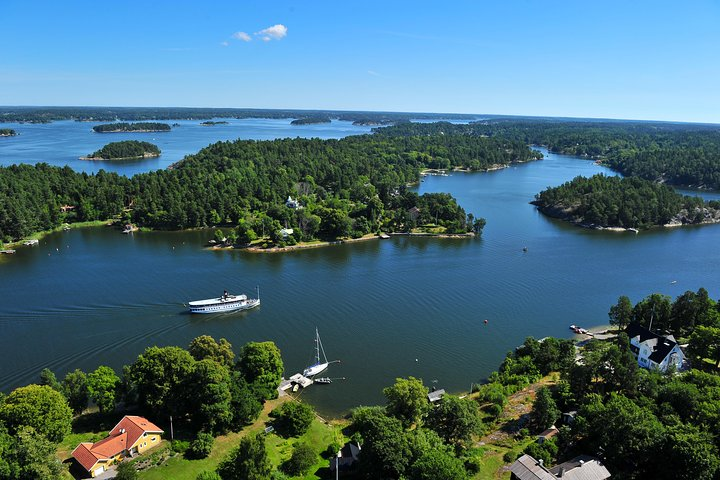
[92,122,171,133]
[200,120,229,126]
[0,128,17,137]
[290,116,331,125]
[531,174,720,230]
[82,140,161,160]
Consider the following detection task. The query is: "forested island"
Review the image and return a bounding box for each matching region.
[290,116,331,125]
[0,128,16,137]
[0,132,542,243]
[92,122,171,133]
[200,121,229,126]
[532,174,720,230]
[84,141,161,161]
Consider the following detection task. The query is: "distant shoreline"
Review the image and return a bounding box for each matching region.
[79,152,160,161]
[209,231,475,254]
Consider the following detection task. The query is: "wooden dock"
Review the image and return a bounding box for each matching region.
[0,249,16,255]
[279,373,314,392]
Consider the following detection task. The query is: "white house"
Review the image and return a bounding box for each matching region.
[286,196,300,209]
[627,323,685,372]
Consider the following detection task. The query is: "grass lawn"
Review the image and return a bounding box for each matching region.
[137,397,342,480]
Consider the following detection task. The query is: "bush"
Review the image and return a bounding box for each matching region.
[503,451,517,463]
[282,443,317,476]
[196,472,221,480]
[115,462,139,480]
[171,440,190,454]
[188,432,214,459]
[271,401,315,437]
[465,455,482,473]
[324,441,342,459]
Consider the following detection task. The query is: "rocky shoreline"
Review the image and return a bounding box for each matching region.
[531,201,720,231]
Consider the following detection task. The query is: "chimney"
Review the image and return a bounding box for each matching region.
[538,459,544,467]
[558,467,565,477]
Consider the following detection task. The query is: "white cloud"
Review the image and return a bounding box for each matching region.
[232,31,252,42]
[220,41,229,47]
[368,70,380,76]
[255,24,287,41]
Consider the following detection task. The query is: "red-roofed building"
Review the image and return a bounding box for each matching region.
[71,415,164,477]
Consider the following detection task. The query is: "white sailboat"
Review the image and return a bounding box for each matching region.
[303,328,331,377]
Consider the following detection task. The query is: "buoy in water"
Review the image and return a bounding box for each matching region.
[484,319,488,325]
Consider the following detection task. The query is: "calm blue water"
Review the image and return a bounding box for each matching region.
[0,118,373,175]
[1,122,719,417]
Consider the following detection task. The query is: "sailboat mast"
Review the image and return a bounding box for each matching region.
[315,327,320,364]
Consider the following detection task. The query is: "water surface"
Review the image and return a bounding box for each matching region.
[1,134,719,417]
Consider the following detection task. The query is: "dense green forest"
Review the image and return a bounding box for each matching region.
[86,141,161,160]
[0,133,540,242]
[200,121,229,126]
[0,106,478,124]
[92,122,171,133]
[0,129,16,136]
[290,117,331,125]
[532,174,720,229]
[377,120,720,189]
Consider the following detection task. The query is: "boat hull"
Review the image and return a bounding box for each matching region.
[188,298,260,314]
[303,362,329,377]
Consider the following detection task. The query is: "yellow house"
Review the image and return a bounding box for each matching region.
[71,415,164,477]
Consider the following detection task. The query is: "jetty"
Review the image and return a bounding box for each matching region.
[279,373,314,393]
[0,249,16,255]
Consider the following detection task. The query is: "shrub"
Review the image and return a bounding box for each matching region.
[171,440,190,454]
[324,441,342,459]
[115,462,139,480]
[196,472,221,480]
[188,432,214,459]
[503,451,517,463]
[271,401,315,437]
[282,443,317,476]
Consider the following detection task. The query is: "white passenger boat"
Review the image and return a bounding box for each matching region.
[188,287,260,314]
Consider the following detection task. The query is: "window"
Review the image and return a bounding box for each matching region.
[151,437,157,442]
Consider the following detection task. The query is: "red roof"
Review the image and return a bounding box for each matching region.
[71,442,107,472]
[108,415,163,450]
[72,416,164,472]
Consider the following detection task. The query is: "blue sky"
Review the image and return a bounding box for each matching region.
[2,1,719,123]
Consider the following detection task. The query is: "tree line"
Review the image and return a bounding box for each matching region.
[87,141,160,160]
[0,129,15,137]
[0,133,542,242]
[92,122,171,133]
[0,106,477,124]
[532,174,720,229]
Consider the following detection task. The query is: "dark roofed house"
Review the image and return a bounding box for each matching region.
[627,323,685,372]
[329,441,361,473]
[549,455,611,479]
[510,454,556,480]
[510,454,610,480]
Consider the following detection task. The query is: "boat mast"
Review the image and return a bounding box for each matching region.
[314,327,321,364]
[318,329,328,363]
